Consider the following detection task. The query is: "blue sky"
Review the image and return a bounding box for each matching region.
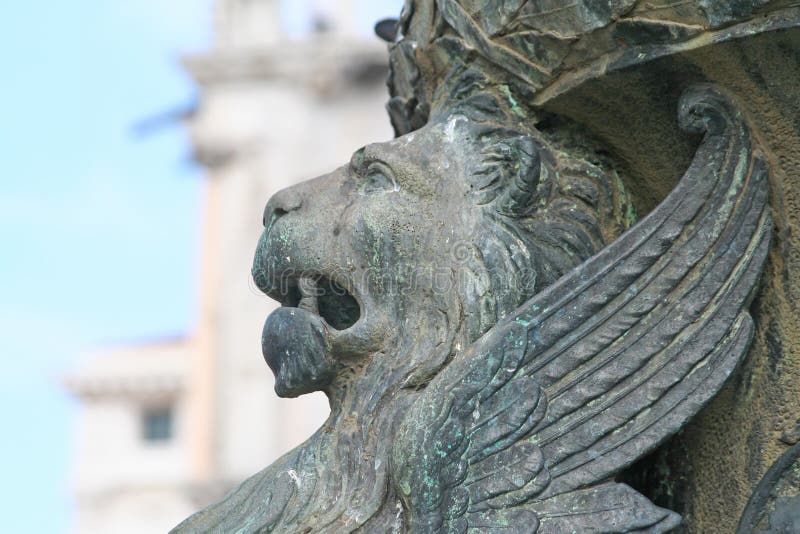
[1,1,401,531]
[1,2,211,531]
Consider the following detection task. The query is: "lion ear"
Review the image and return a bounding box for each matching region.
[471,133,542,217]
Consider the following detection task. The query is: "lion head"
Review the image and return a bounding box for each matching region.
[171,90,639,533]
[252,91,633,405]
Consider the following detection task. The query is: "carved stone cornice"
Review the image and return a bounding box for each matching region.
[64,338,189,400]
[182,38,388,89]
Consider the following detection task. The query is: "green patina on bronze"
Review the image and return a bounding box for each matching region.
[175,1,800,532]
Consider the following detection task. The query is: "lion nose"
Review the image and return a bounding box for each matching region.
[263,189,303,227]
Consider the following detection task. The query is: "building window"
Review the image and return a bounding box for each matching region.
[142,406,173,443]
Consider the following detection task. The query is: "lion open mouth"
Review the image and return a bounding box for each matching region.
[261,274,365,396]
[278,275,361,331]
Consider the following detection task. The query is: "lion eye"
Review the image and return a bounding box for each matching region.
[359,163,398,195]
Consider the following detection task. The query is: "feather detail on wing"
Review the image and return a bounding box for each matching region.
[391,84,771,533]
[393,322,550,532]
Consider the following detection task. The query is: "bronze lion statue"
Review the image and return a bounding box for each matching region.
[175,0,779,530]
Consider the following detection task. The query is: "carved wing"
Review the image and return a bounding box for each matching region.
[391,85,772,533]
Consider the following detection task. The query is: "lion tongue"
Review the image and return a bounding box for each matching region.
[261,306,333,397]
[298,276,319,314]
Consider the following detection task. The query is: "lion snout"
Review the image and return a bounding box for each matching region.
[262,188,303,228]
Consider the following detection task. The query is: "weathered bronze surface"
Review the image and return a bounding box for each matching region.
[176,2,800,532]
[737,442,800,533]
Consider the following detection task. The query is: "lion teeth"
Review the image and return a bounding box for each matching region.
[298,276,319,314]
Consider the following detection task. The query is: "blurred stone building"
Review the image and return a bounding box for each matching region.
[65,1,394,532]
